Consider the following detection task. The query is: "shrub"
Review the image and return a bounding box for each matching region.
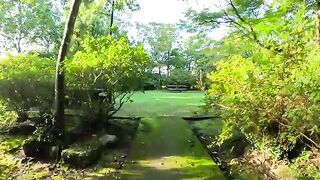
[0,102,17,131]
[142,72,159,90]
[164,69,197,89]
[65,35,150,119]
[207,43,320,156]
[0,54,55,121]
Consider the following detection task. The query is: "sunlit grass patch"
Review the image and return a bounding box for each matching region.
[136,156,213,170]
[117,91,205,117]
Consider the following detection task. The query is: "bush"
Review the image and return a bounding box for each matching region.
[142,72,159,90]
[164,69,197,89]
[0,35,150,125]
[0,102,17,131]
[207,43,320,157]
[65,35,150,119]
[0,54,55,121]
[289,149,320,179]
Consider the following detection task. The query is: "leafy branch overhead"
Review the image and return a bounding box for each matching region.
[184,0,315,49]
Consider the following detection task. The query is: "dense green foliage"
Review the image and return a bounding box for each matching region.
[66,35,150,117]
[183,0,320,178]
[0,102,16,130]
[0,0,62,52]
[0,35,150,120]
[138,23,214,90]
[164,69,197,88]
[0,54,55,113]
[2,0,320,178]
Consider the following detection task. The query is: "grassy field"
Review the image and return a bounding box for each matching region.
[117,90,206,117]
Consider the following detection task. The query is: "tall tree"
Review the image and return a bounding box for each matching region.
[138,23,179,81]
[67,0,139,53]
[0,0,61,53]
[317,0,320,45]
[182,34,216,89]
[54,0,82,161]
[109,0,115,35]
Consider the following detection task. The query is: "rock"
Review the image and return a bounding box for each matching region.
[17,111,28,122]
[49,146,59,160]
[22,136,51,159]
[61,139,102,168]
[30,113,53,125]
[99,134,118,147]
[9,120,36,135]
[62,147,100,168]
[107,119,140,138]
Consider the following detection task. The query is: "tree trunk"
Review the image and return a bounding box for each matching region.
[166,50,171,76]
[107,0,115,109]
[109,0,115,36]
[158,66,162,89]
[317,0,320,45]
[54,0,81,161]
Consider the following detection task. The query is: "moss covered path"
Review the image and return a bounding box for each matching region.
[118,91,226,180]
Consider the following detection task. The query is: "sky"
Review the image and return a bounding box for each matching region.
[131,0,224,24]
[131,0,194,24]
[128,0,227,40]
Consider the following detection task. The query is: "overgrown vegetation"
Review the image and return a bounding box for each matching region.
[1,0,320,179]
[66,35,150,119]
[0,0,150,176]
[185,0,320,178]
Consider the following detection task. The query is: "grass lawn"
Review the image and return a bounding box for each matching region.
[117,90,206,117]
[117,90,226,180]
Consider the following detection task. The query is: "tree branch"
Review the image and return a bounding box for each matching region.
[226,0,259,42]
[107,92,133,118]
[278,118,320,150]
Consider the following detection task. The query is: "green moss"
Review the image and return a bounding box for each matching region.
[121,117,226,180]
[112,91,226,179]
[190,119,224,137]
[63,140,100,156]
[62,136,102,168]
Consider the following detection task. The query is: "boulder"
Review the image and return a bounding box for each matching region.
[99,134,117,147]
[9,121,36,135]
[107,119,140,138]
[22,136,51,159]
[17,111,28,122]
[62,146,101,168]
[62,136,102,168]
